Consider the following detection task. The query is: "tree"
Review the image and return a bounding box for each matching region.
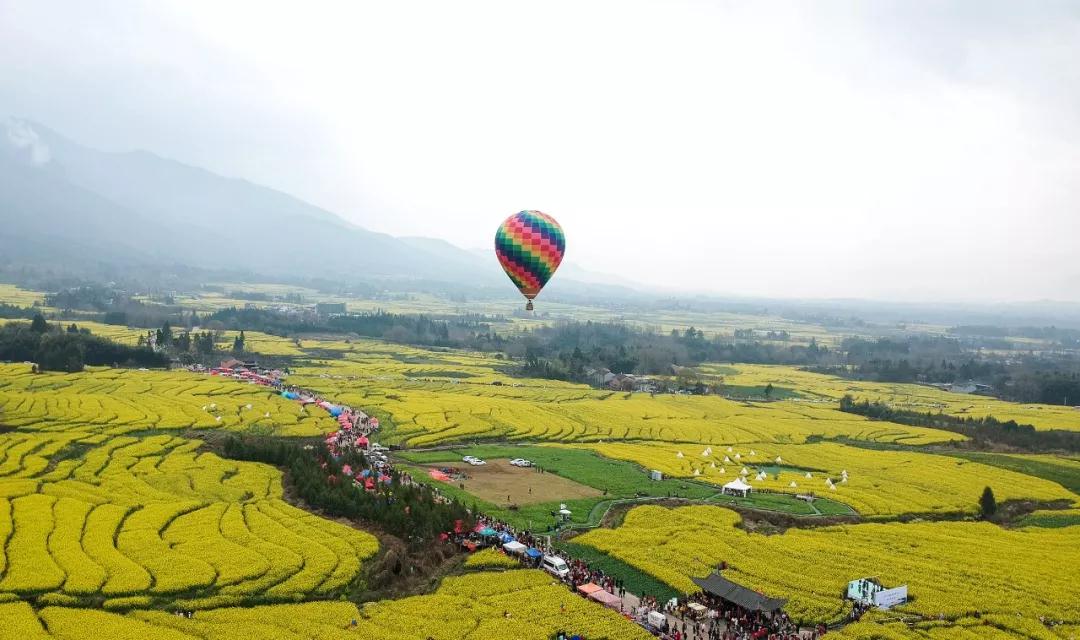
[158,321,173,348]
[35,333,86,373]
[30,313,49,333]
[979,486,997,519]
[232,330,246,354]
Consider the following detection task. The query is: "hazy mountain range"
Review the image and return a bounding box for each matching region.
[3,117,1080,327]
[0,117,626,298]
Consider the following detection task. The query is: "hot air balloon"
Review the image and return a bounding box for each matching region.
[495,210,565,310]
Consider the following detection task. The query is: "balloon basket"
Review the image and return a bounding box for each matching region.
[525,300,534,311]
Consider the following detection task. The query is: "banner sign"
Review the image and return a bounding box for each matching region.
[873,585,908,609]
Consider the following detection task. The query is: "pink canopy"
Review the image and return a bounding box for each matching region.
[588,590,623,609]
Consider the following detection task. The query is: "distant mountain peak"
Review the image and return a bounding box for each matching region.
[2,117,52,166]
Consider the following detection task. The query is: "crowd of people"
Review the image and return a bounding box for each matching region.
[652,592,804,640]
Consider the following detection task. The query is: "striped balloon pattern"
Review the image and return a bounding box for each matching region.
[495,210,566,309]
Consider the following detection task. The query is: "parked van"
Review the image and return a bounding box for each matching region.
[541,555,570,579]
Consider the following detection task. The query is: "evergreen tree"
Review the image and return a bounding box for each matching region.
[159,321,173,347]
[979,486,997,519]
[30,313,49,333]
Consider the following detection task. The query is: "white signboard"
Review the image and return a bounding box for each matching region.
[873,585,908,609]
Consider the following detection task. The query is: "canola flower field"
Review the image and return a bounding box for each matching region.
[575,505,1080,630]
[0,354,645,639]
[2,310,1079,639]
[0,364,337,436]
[283,346,962,448]
[0,429,377,608]
[580,440,1078,515]
[716,364,1080,432]
[0,569,650,639]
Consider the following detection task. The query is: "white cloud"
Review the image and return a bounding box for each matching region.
[0,0,1077,300]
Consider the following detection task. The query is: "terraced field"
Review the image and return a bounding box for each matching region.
[1,324,1078,639]
[717,364,1080,432]
[0,430,377,609]
[0,569,649,639]
[284,349,962,448]
[579,440,1078,515]
[575,505,1080,631]
[0,364,336,436]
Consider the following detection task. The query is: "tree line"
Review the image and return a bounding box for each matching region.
[222,436,473,546]
[493,321,831,382]
[838,394,1080,453]
[817,336,1080,406]
[0,315,167,373]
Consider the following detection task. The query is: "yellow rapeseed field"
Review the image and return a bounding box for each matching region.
[0,570,649,640]
[576,505,1080,628]
[718,364,1080,432]
[284,346,960,448]
[580,440,1078,515]
[0,429,377,604]
[0,364,336,436]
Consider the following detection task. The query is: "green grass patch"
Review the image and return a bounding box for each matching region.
[945,452,1080,495]
[400,446,716,531]
[1019,511,1080,528]
[707,491,818,515]
[401,445,716,500]
[720,384,800,400]
[558,541,680,602]
[813,497,859,515]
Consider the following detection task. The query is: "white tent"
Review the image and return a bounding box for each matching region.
[647,611,667,628]
[503,541,527,554]
[722,478,753,497]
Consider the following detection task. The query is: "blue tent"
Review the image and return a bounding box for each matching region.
[479,527,497,537]
[498,532,515,543]
[328,406,343,417]
[525,548,542,559]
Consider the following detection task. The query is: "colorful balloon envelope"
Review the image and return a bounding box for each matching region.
[495,210,566,310]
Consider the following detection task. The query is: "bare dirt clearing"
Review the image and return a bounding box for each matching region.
[424,458,603,505]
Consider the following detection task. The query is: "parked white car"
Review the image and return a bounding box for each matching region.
[541,555,570,578]
[510,458,532,467]
[468,458,486,466]
[462,455,478,463]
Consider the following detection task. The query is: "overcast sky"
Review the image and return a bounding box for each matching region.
[2,0,1079,301]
